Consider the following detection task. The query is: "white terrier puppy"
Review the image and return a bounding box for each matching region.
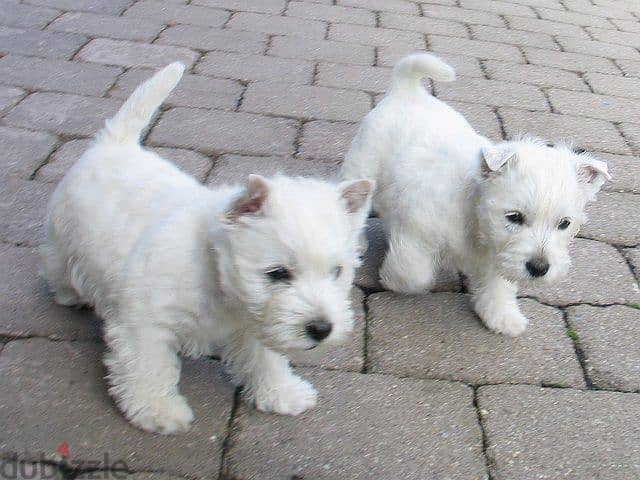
[342,53,609,337]
[42,63,374,434]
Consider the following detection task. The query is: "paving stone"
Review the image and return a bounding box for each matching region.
[368,293,584,386]
[124,0,229,27]
[585,73,640,99]
[587,27,640,48]
[460,0,535,16]
[0,55,122,96]
[470,25,559,50]
[478,385,640,479]
[196,51,314,83]
[597,153,640,193]
[328,23,425,49]
[77,38,199,68]
[289,289,365,372]
[0,178,55,246]
[0,462,63,480]
[35,139,91,184]
[224,369,485,479]
[421,4,505,26]
[379,12,469,37]
[226,11,327,39]
[0,2,60,29]
[579,191,640,246]
[484,60,588,91]
[5,92,121,137]
[498,107,631,155]
[556,36,640,61]
[149,108,298,156]
[206,154,338,186]
[315,63,389,94]
[536,6,613,27]
[436,78,548,110]
[618,122,640,153]
[0,86,25,116]
[449,101,503,141]
[151,147,212,183]
[48,11,164,42]
[422,53,486,79]
[286,2,375,25]
[0,126,57,180]
[192,0,285,13]
[522,238,640,306]
[337,0,419,14]
[610,18,640,33]
[429,35,524,62]
[547,89,640,124]
[157,25,267,55]
[564,0,635,20]
[624,247,640,281]
[268,36,375,66]
[298,120,359,160]
[110,68,243,110]
[20,0,133,15]
[496,0,561,8]
[241,81,371,122]
[523,47,619,74]
[567,305,640,391]
[0,26,87,60]
[0,339,234,479]
[505,15,590,38]
[0,245,101,341]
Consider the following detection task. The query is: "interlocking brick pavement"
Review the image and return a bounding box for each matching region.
[1,0,639,478]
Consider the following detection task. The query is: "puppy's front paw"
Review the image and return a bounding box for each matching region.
[475,301,528,337]
[125,394,194,434]
[253,375,318,416]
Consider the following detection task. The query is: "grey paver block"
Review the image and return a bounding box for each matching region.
[48,11,164,42]
[225,369,486,479]
[498,107,631,155]
[478,384,640,479]
[618,122,639,153]
[368,293,584,387]
[536,6,614,27]
[379,12,468,37]
[587,27,640,48]
[0,2,60,29]
[149,108,298,156]
[151,147,212,183]
[298,119,359,160]
[337,0,419,14]
[4,92,121,137]
[470,25,559,50]
[624,247,640,281]
[0,86,25,115]
[564,0,635,19]
[585,73,640,99]
[286,2,375,25]
[226,11,327,39]
[0,126,57,180]
[611,18,640,33]
[429,35,524,62]
[196,51,314,83]
[556,36,640,61]
[580,191,640,246]
[0,55,122,96]
[597,153,640,193]
[484,60,588,91]
[0,178,54,246]
[35,138,91,184]
[124,0,229,27]
[0,245,100,341]
[436,78,548,110]
[460,0,536,16]
[567,304,640,391]
[241,81,371,122]
[0,26,87,60]
[316,63,390,93]
[19,0,133,15]
[0,339,234,479]
[449,101,503,141]
[206,154,338,185]
[524,47,619,74]
[157,25,267,55]
[505,15,590,38]
[268,36,375,66]
[191,0,286,13]
[110,68,243,111]
[522,238,640,305]
[328,23,425,48]
[77,38,199,68]
[421,4,505,26]
[547,89,640,124]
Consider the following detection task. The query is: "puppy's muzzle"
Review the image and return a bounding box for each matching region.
[526,257,550,277]
[305,319,332,342]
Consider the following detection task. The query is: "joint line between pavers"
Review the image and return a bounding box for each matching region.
[561,307,595,389]
[217,387,241,480]
[473,386,495,480]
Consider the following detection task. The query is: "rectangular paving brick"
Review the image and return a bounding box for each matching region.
[624,247,640,282]
[478,385,640,480]
[460,0,536,16]
[587,27,640,48]
[149,107,298,155]
[0,55,122,96]
[547,88,640,124]
[298,119,359,160]
[225,369,485,479]
[597,153,640,193]
[286,2,375,25]
[556,36,640,61]
[268,36,375,66]
[610,18,640,33]
[337,0,419,14]
[584,73,640,99]
[0,2,60,29]
[523,47,619,74]
[241,81,371,122]
[580,191,640,246]
[0,178,55,246]
[35,138,91,184]
[379,12,469,37]
[505,15,590,38]
[368,293,584,387]
[0,126,57,180]
[0,86,25,115]
[484,60,588,91]
[536,6,614,27]
[124,0,230,27]
[151,147,213,183]
[316,63,391,93]
[618,122,639,152]
[48,11,164,42]
[20,0,133,15]
[196,51,314,83]
[421,4,506,26]
[328,23,425,48]
[429,35,524,62]
[157,25,268,54]
[226,11,327,39]
[78,38,199,68]
[0,26,87,60]
[191,0,286,13]
[567,305,640,391]
[564,0,635,20]
[449,101,503,141]
[470,24,559,50]
[436,78,548,110]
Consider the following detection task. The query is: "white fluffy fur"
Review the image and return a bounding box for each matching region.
[42,63,374,434]
[342,53,610,336]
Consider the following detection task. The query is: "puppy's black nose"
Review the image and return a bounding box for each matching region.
[526,258,550,277]
[305,319,332,342]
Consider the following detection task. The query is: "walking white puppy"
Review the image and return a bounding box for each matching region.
[342,53,609,336]
[42,63,374,434]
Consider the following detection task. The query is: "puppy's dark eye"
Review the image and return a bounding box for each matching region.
[332,265,343,279]
[266,266,291,282]
[558,218,571,230]
[505,211,525,225]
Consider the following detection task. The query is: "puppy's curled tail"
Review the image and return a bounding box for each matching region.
[98,62,185,145]
[390,53,455,95]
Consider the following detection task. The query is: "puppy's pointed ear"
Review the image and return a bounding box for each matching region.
[339,179,375,215]
[224,174,270,223]
[576,155,610,200]
[481,145,516,177]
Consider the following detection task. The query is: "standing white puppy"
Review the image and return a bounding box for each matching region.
[42,63,374,434]
[342,53,609,336]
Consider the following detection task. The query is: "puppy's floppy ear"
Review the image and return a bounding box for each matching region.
[576,155,610,199]
[339,179,375,215]
[224,174,270,223]
[481,145,516,177]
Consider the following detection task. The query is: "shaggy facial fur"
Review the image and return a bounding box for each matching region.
[42,63,374,434]
[342,53,609,337]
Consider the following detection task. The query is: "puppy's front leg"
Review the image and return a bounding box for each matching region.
[471,270,528,337]
[224,333,317,416]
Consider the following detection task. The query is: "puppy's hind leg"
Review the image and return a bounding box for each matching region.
[40,243,83,307]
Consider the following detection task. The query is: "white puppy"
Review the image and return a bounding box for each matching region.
[42,63,374,434]
[342,53,609,337]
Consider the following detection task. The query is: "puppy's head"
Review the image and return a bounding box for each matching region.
[214,175,374,352]
[475,138,610,284]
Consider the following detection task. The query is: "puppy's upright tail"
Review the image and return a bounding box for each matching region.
[390,53,455,96]
[98,62,185,145]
